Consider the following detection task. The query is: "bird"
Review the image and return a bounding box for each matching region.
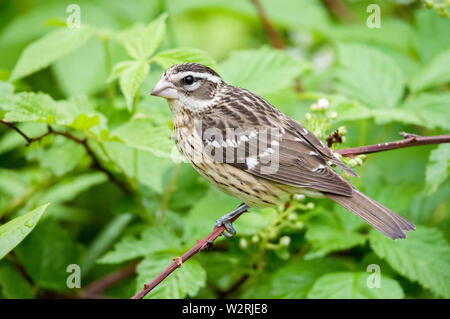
[151,63,415,240]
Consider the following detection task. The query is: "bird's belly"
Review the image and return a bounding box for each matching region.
[174,126,294,207]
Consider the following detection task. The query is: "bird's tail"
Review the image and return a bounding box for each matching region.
[325,187,415,239]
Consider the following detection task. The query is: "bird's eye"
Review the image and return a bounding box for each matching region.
[183,75,194,85]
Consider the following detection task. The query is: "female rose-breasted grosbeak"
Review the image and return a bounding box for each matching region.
[151,63,415,239]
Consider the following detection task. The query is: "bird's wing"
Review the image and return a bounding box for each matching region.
[283,118,358,177]
[198,86,353,196]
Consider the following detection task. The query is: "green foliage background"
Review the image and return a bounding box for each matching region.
[0,0,449,299]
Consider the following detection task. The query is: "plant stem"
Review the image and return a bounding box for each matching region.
[0,121,132,194]
[102,38,115,100]
[158,163,181,223]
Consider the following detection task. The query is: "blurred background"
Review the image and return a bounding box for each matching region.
[0,0,449,299]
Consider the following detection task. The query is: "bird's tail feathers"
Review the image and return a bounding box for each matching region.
[325,187,415,239]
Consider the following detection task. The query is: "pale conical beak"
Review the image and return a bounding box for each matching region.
[151,78,178,99]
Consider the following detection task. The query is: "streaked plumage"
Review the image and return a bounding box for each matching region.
[151,63,415,239]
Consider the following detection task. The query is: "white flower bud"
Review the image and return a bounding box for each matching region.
[251,235,260,243]
[239,238,248,249]
[294,194,305,201]
[317,98,329,110]
[306,202,315,210]
[280,236,291,246]
[295,221,304,229]
[338,126,347,136]
[355,157,363,166]
[348,159,358,167]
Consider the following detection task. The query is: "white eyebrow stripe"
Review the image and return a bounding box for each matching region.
[172,71,221,83]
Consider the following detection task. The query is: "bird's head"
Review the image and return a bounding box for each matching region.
[151,63,224,113]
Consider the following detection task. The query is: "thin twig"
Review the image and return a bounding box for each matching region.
[0,120,131,194]
[132,131,449,299]
[131,206,247,299]
[250,0,285,49]
[322,0,357,23]
[336,132,450,158]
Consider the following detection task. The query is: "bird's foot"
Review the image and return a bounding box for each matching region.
[214,203,249,237]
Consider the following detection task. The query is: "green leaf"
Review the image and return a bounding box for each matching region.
[165,164,209,211]
[400,93,450,131]
[369,227,450,298]
[241,258,349,298]
[136,252,206,299]
[0,92,70,124]
[10,27,92,81]
[137,150,174,193]
[70,114,100,131]
[327,93,446,129]
[183,188,241,240]
[414,9,450,63]
[0,203,48,260]
[26,136,85,177]
[410,49,450,92]
[0,168,29,199]
[152,48,217,69]
[110,60,149,111]
[0,92,104,128]
[260,0,331,31]
[334,43,406,108]
[116,13,167,60]
[328,19,414,53]
[81,213,133,275]
[112,120,175,158]
[98,225,182,264]
[219,46,308,95]
[0,81,14,95]
[37,173,107,205]
[425,144,450,195]
[307,272,404,299]
[234,207,278,236]
[52,37,109,97]
[108,60,136,83]
[14,219,81,291]
[102,141,173,193]
[304,207,367,259]
[195,250,253,293]
[0,260,34,298]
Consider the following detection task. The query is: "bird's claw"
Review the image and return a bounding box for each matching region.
[214,219,236,237]
[213,203,249,238]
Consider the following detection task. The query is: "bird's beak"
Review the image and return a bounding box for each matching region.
[151,77,178,99]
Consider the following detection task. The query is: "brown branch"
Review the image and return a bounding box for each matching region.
[322,0,357,23]
[131,206,247,299]
[250,0,285,49]
[132,131,449,299]
[0,120,131,194]
[0,120,52,145]
[336,132,450,158]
